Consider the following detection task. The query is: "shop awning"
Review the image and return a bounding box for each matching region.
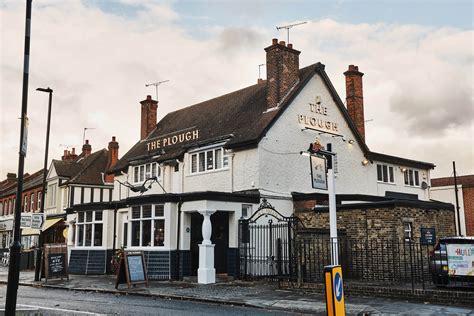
[21,218,63,236]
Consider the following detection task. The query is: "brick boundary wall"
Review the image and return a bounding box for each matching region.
[279,281,474,307]
[463,186,474,236]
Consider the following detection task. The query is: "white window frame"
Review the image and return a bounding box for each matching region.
[129,204,165,248]
[75,210,104,248]
[133,162,160,184]
[47,184,57,207]
[404,169,420,187]
[37,192,42,211]
[189,147,229,175]
[23,195,28,212]
[404,221,413,242]
[30,193,35,212]
[376,164,395,184]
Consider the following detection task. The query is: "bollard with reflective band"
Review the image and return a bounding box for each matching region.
[324,265,345,316]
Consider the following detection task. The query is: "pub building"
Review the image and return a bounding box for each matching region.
[66,39,454,282]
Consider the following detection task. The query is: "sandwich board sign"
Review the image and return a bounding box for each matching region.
[42,243,69,282]
[115,251,148,289]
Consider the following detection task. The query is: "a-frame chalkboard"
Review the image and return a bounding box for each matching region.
[42,243,69,283]
[115,251,148,289]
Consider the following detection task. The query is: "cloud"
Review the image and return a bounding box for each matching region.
[0,3,472,181]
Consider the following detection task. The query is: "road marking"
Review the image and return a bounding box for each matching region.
[14,304,106,315]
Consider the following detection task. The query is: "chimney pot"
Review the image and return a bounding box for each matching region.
[105,137,119,183]
[112,136,116,142]
[287,43,293,49]
[272,38,278,45]
[147,95,152,100]
[279,41,285,46]
[72,148,75,155]
[85,139,89,145]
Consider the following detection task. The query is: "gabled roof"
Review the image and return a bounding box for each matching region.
[52,149,110,186]
[112,62,434,173]
[431,175,474,188]
[0,169,45,197]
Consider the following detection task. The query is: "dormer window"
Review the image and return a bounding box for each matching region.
[133,162,160,184]
[190,147,228,174]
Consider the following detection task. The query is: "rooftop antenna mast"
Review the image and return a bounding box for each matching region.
[276,21,307,44]
[146,80,170,103]
[258,64,265,79]
[83,127,95,145]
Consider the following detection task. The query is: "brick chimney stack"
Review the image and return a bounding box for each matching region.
[344,65,365,142]
[6,173,16,180]
[140,95,158,140]
[105,136,119,183]
[82,139,92,157]
[265,38,301,109]
[62,148,78,161]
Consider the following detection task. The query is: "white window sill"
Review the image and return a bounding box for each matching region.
[376,181,396,185]
[404,185,421,188]
[73,246,106,250]
[125,246,167,250]
[187,167,229,177]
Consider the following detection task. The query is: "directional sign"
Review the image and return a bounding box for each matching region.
[20,214,32,229]
[324,265,345,316]
[31,213,45,230]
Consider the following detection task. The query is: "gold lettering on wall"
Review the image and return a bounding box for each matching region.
[146,129,200,151]
[298,103,338,133]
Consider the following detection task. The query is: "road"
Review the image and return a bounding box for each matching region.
[0,285,305,315]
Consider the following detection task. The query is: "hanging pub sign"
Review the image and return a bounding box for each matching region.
[115,251,149,289]
[310,154,328,190]
[420,228,436,245]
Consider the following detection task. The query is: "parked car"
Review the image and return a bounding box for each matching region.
[430,237,474,286]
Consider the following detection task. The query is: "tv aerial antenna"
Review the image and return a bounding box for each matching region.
[146,80,170,103]
[276,21,307,43]
[83,127,95,145]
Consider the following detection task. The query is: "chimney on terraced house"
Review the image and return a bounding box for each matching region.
[344,65,365,142]
[82,139,92,157]
[105,136,119,183]
[265,38,301,109]
[140,95,158,140]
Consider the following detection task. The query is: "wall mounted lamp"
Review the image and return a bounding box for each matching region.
[348,139,355,144]
[361,159,369,166]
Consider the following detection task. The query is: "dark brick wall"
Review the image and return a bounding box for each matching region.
[169,250,191,279]
[296,206,455,241]
[69,249,107,275]
[265,39,300,109]
[140,96,157,140]
[143,251,170,280]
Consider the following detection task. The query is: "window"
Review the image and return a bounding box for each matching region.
[133,162,160,183]
[404,169,420,187]
[38,192,42,211]
[76,210,103,247]
[377,164,394,183]
[47,184,57,207]
[129,204,165,247]
[190,148,228,174]
[23,195,28,212]
[404,221,413,242]
[241,204,252,218]
[30,193,35,212]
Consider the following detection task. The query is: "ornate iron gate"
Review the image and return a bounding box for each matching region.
[238,199,301,280]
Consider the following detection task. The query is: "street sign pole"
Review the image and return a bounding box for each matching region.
[5,1,33,314]
[328,168,338,265]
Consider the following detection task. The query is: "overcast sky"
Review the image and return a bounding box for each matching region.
[1,0,473,180]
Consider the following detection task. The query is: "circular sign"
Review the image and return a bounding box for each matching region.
[334,272,343,302]
[62,227,69,239]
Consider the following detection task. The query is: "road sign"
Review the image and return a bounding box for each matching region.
[324,265,345,316]
[31,213,45,229]
[20,214,32,229]
[20,213,45,230]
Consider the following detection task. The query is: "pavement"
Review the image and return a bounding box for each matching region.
[1,267,473,315]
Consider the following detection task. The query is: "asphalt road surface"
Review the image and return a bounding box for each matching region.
[0,285,306,315]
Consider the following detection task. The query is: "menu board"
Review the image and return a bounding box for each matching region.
[48,253,66,277]
[115,251,148,289]
[43,243,69,282]
[127,254,146,282]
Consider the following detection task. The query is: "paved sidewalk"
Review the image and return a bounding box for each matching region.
[1,268,473,315]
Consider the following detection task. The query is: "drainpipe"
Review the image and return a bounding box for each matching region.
[175,199,183,280]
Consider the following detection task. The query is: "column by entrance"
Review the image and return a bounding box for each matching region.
[190,211,229,283]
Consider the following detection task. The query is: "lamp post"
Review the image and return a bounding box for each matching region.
[34,87,53,281]
[5,0,33,314]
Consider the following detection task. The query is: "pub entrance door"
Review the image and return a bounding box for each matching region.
[190,211,229,275]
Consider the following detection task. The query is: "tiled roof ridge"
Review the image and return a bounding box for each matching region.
[66,149,108,185]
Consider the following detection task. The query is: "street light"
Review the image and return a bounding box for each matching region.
[34,87,53,281]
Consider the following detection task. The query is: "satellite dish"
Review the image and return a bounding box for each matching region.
[421,181,429,190]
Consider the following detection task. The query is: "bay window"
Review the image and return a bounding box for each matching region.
[76,210,103,247]
[130,204,165,247]
[190,147,228,174]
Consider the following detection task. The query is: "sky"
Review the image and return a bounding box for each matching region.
[0,0,473,180]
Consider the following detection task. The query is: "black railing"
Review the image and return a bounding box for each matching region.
[281,235,474,290]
